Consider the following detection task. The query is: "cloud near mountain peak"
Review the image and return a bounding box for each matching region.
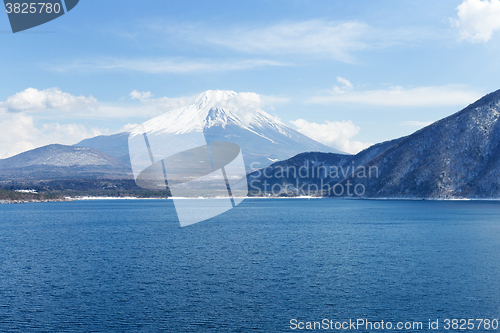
[0,87,98,113]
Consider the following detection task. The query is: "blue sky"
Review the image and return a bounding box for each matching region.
[1,0,500,157]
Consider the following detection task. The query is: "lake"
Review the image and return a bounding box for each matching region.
[1,199,500,332]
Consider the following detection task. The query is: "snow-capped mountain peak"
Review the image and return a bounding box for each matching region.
[134,89,287,135]
[194,90,238,110]
[130,90,344,169]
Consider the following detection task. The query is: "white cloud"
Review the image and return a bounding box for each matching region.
[0,88,196,121]
[52,58,287,74]
[119,123,140,132]
[141,95,197,111]
[203,20,369,62]
[290,119,372,154]
[48,20,438,76]
[0,88,98,113]
[336,76,353,89]
[309,84,483,107]
[0,114,105,159]
[130,90,153,101]
[451,0,500,43]
[402,120,434,127]
[136,19,436,63]
[117,93,198,119]
[0,114,39,158]
[332,76,354,93]
[214,92,264,126]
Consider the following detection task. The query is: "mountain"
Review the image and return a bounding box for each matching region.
[76,90,344,170]
[340,89,500,198]
[0,90,343,183]
[247,137,404,195]
[249,89,500,199]
[0,144,132,180]
[9,88,500,199]
[75,132,131,164]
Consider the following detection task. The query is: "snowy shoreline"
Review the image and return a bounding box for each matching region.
[3,196,500,204]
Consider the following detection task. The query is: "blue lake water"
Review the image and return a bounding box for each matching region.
[1,199,500,332]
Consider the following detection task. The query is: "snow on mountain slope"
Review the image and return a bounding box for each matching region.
[129,90,344,170]
[137,90,299,136]
[0,144,132,180]
[337,88,500,198]
[0,144,125,168]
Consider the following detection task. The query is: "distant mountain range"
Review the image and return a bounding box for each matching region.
[0,144,132,180]
[2,89,500,199]
[249,89,500,199]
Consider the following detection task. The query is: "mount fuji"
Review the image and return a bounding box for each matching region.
[78,90,344,170]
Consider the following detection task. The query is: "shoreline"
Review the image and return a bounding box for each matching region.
[3,195,500,204]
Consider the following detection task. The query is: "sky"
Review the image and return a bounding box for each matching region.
[1,0,500,158]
